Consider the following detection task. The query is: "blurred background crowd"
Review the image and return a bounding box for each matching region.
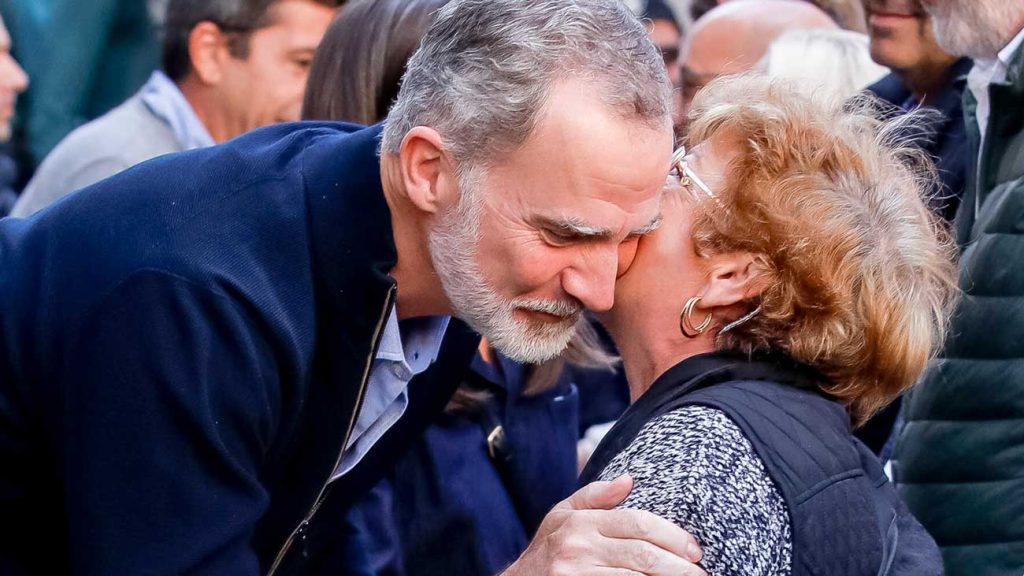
[0,0,1018,574]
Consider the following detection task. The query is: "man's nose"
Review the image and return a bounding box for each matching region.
[561,248,618,312]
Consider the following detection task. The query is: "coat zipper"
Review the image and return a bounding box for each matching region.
[266,285,397,575]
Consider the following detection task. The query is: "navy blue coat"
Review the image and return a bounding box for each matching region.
[0,122,479,575]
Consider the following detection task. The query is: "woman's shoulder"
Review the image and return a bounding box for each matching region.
[598,405,792,576]
[599,404,774,485]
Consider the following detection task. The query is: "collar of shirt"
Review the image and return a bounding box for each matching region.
[332,309,450,480]
[139,70,216,151]
[967,26,1024,149]
[375,309,450,374]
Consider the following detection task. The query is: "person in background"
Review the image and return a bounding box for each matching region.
[812,0,868,32]
[758,28,887,99]
[864,0,970,223]
[1,0,159,170]
[852,0,971,458]
[11,0,339,217]
[0,10,27,216]
[688,0,866,32]
[303,2,628,573]
[891,0,1024,573]
[677,0,837,126]
[632,0,684,119]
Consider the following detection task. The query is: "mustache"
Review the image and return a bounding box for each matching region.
[865,0,924,16]
[514,298,584,319]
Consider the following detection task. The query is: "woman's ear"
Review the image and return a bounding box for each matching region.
[699,252,770,308]
[398,126,458,215]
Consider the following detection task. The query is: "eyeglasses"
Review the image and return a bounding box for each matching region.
[670,147,716,200]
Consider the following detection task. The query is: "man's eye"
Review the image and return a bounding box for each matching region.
[543,229,576,246]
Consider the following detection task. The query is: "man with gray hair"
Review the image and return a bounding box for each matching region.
[677,0,838,125]
[0,0,705,574]
[891,0,1024,574]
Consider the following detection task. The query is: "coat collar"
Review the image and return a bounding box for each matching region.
[301,123,400,344]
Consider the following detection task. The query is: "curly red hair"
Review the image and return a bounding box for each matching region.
[685,74,959,424]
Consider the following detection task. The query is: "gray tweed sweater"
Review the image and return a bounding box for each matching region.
[598,405,793,576]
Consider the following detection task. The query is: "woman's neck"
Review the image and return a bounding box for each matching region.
[613,321,717,402]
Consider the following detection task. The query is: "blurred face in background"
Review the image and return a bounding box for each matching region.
[650,19,682,88]
[0,15,28,142]
[216,0,335,139]
[864,0,954,72]
[648,18,683,120]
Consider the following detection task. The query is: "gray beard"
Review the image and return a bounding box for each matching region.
[428,169,580,363]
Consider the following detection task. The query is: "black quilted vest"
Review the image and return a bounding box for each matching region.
[580,352,942,576]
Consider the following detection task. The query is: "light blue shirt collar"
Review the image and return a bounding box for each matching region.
[139,70,215,151]
[376,310,450,374]
[332,310,450,480]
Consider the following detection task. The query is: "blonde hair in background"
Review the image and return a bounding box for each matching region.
[758,28,888,99]
[685,74,959,424]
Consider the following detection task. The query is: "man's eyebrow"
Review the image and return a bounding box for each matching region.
[630,213,663,236]
[536,216,613,239]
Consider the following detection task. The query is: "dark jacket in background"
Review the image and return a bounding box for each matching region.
[0,122,478,575]
[893,43,1024,576]
[868,58,973,223]
[348,353,588,576]
[856,58,972,455]
[0,144,20,216]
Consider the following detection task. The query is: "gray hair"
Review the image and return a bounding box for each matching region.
[381,0,672,165]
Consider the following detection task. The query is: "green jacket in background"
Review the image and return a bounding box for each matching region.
[1,0,158,167]
[893,40,1024,576]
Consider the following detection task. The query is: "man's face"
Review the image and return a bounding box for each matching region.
[217,0,334,139]
[429,80,672,363]
[864,0,947,71]
[0,16,28,142]
[920,0,1023,59]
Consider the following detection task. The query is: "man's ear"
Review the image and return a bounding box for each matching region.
[398,126,458,215]
[188,21,232,85]
[699,252,770,308]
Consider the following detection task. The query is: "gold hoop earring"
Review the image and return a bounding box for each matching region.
[680,296,713,338]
